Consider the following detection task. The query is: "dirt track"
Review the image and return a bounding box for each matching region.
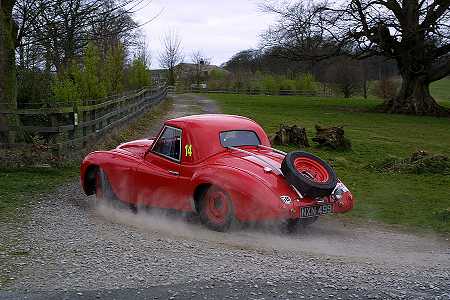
[0,94,449,299]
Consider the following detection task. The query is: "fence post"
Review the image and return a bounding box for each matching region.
[49,112,61,157]
[90,103,96,139]
[69,102,78,142]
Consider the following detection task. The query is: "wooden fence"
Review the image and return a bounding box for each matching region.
[0,86,168,156]
[167,86,334,97]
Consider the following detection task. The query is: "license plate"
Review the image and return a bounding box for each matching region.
[301,204,333,218]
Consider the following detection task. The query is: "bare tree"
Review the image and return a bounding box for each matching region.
[14,0,151,73]
[159,31,183,86]
[135,34,152,68]
[191,50,210,85]
[262,0,450,116]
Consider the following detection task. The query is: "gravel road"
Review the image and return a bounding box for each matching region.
[1,94,449,300]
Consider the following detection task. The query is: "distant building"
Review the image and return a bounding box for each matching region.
[150,69,168,86]
[175,63,229,87]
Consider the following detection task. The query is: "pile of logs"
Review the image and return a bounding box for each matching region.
[312,125,352,150]
[271,124,351,150]
[270,124,310,148]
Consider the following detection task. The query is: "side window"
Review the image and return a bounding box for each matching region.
[152,126,182,162]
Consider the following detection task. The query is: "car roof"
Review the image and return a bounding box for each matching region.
[165,114,258,130]
[163,114,271,163]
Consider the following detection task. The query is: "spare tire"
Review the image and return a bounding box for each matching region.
[281,151,337,198]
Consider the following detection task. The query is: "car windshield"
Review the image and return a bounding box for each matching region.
[220,130,261,148]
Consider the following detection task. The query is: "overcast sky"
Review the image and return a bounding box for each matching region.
[135,0,276,69]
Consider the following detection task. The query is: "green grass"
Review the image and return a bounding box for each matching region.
[431,77,450,103]
[208,94,450,233]
[0,99,174,219]
[0,166,78,218]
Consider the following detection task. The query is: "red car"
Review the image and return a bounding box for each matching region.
[80,115,354,232]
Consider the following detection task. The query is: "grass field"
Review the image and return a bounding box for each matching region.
[208,93,450,233]
[431,77,450,102]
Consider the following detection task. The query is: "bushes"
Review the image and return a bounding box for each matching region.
[262,75,279,94]
[50,42,151,104]
[74,43,108,101]
[128,58,150,90]
[206,72,317,94]
[17,68,52,106]
[104,44,125,95]
[51,77,81,104]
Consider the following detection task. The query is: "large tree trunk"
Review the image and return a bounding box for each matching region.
[0,0,18,143]
[381,73,449,117]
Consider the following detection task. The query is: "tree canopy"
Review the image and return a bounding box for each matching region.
[262,0,450,116]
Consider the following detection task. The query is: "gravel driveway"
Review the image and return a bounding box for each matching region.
[0,94,449,300]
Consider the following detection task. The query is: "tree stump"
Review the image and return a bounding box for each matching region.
[313,125,351,150]
[271,124,310,148]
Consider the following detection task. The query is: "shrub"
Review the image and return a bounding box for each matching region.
[17,68,52,107]
[128,57,150,90]
[262,75,279,94]
[279,79,296,91]
[104,43,125,95]
[296,73,315,91]
[51,77,81,104]
[209,69,227,81]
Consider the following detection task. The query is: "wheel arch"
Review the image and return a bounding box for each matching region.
[190,165,286,222]
[193,183,213,213]
[83,164,100,195]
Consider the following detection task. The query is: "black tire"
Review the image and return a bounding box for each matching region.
[281,151,337,198]
[95,168,122,207]
[199,186,234,232]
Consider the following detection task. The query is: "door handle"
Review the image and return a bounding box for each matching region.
[168,170,179,176]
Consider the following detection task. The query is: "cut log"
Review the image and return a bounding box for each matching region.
[271,124,310,148]
[313,125,351,150]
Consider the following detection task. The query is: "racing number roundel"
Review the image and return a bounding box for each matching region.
[185,144,193,157]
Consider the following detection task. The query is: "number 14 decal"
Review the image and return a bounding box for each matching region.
[185,144,193,157]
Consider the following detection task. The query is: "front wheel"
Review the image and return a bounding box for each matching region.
[199,186,234,232]
[95,168,119,205]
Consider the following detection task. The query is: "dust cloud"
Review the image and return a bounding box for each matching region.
[95,201,207,240]
[93,200,450,268]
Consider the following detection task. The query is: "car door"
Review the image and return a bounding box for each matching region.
[135,126,182,209]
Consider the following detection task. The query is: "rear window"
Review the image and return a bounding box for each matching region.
[220,130,261,147]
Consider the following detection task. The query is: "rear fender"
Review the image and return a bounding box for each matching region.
[191,165,293,222]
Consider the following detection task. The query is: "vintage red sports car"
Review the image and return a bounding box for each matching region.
[80,114,354,231]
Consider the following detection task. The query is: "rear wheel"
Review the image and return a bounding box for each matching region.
[199,186,234,232]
